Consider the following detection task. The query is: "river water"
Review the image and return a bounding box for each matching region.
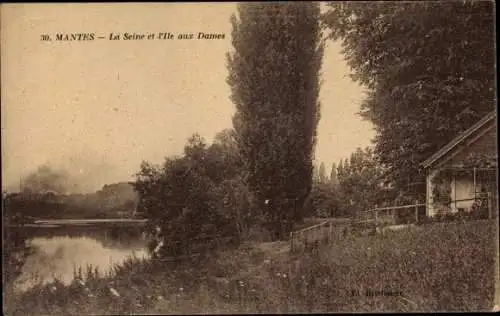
[12,223,149,292]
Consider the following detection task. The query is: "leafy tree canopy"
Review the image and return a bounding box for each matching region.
[322,1,495,199]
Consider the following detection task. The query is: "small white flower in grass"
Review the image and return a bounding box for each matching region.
[250,289,256,293]
[109,287,120,298]
[264,259,270,264]
[276,272,281,277]
[154,241,164,254]
[179,287,184,292]
[50,286,57,293]
[157,295,164,301]
[238,280,245,287]
[282,273,287,278]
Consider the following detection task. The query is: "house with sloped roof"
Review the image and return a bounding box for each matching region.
[420,111,497,217]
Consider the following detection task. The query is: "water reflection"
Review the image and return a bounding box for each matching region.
[13,225,149,292]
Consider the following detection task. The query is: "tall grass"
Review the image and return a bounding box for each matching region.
[278,220,497,312]
[4,220,497,315]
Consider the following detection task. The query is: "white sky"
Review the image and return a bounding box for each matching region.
[1,3,374,192]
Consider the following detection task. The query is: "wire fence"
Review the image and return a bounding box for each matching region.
[365,202,426,226]
[290,218,351,253]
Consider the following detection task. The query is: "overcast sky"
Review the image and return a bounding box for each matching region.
[1,3,374,192]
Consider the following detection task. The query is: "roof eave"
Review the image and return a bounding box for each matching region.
[419,111,497,170]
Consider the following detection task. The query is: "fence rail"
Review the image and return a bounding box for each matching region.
[290,202,426,253]
[290,218,351,253]
[365,202,426,225]
[289,193,498,253]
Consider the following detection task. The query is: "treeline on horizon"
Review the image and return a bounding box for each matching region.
[3,181,137,221]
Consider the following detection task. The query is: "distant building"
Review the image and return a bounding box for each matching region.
[420,111,497,217]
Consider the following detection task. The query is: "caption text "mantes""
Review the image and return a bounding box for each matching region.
[39,32,226,42]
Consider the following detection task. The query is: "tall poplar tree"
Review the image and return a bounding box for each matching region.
[319,162,327,184]
[330,162,338,188]
[227,2,324,239]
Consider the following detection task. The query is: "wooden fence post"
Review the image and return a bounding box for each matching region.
[415,200,419,223]
[488,192,493,220]
[324,222,328,243]
[301,231,304,252]
[329,220,333,243]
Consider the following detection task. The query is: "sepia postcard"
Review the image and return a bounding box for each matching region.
[1,2,498,314]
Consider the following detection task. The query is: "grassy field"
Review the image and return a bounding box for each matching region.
[4,219,498,314]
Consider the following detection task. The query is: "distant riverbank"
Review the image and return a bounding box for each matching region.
[8,218,147,228]
[33,218,147,226]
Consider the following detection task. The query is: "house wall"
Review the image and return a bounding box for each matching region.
[450,175,475,212]
[449,126,497,213]
[425,121,497,217]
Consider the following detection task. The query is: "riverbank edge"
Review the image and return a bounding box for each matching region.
[4,220,498,314]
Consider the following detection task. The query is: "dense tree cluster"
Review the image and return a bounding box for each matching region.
[336,147,386,217]
[134,131,249,257]
[307,147,386,218]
